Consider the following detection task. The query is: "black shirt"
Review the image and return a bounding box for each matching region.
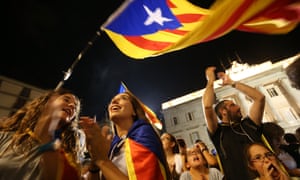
[209,117,263,180]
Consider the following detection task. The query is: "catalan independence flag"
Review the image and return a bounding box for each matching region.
[101,0,300,59]
[119,82,163,130]
[109,119,169,180]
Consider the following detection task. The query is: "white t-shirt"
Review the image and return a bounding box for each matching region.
[179,167,224,180]
[174,153,183,174]
[111,146,128,176]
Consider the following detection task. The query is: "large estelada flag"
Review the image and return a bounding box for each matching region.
[101,0,300,59]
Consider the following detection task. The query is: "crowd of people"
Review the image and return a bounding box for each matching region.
[0,57,299,180]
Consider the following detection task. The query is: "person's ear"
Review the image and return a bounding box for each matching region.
[171,141,176,148]
[185,161,191,169]
[132,109,137,116]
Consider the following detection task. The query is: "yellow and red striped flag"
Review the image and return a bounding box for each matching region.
[101,0,300,59]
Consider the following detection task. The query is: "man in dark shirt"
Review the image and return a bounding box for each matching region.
[202,66,265,180]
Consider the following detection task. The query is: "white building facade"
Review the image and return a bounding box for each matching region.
[161,55,300,149]
[0,76,46,118]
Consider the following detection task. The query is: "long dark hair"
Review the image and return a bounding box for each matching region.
[109,91,172,179]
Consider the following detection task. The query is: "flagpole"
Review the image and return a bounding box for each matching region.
[55,31,101,91]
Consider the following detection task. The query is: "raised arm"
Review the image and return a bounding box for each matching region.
[195,141,218,168]
[218,72,265,126]
[202,67,219,135]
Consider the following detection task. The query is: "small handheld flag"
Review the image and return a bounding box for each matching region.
[119,82,163,130]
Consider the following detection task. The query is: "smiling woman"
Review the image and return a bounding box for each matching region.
[79,91,171,180]
[0,88,83,180]
[3,0,300,126]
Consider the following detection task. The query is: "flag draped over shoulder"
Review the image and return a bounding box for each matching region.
[119,82,163,130]
[109,119,168,179]
[101,0,300,59]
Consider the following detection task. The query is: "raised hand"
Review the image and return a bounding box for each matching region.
[79,116,110,162]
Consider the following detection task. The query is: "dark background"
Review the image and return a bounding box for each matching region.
[2,0,299,120]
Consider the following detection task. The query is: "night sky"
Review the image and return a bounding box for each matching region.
[2,0,299,120]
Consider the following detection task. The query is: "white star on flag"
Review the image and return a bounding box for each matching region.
[143,5,173,26]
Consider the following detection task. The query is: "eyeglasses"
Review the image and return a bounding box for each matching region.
[251,152,275,162]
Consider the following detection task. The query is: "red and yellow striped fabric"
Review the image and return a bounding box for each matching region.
[125,139,167,180]
[101,0,300,59]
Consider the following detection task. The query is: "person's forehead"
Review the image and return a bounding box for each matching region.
[49,93,79,107]
[63,93,76,99]
[161,133,170,138]
[250,144,268,153]
[53,93,75,100]
[63,93,79,101]
[114,93,130,98]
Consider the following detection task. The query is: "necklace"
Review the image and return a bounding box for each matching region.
[230,124,254,142]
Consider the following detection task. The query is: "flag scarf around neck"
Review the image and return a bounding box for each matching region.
[118,82,163,130]
[109,119,168,180]
[101,0,300,59]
